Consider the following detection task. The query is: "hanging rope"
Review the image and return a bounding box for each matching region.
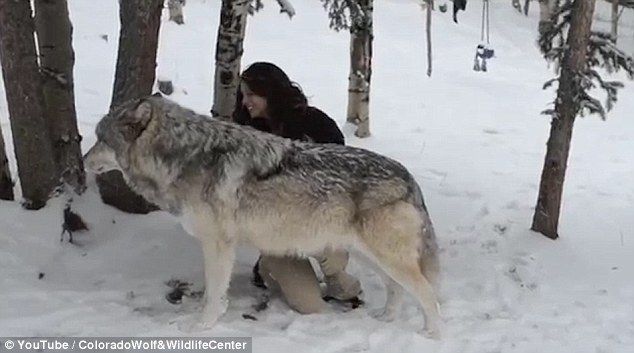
[480,0,490,45]
[474,0,494,72]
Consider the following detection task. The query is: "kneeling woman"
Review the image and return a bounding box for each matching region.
[232,62,361,313]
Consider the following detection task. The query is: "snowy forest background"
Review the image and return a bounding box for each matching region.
[0,1,633,352]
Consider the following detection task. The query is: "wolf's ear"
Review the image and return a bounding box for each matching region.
[122,99,153,141]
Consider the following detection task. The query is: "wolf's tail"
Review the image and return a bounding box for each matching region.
[409,176,440,287]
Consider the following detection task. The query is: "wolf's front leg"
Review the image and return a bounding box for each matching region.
[200,237,236,327]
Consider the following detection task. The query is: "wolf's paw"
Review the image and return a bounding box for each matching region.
[176,315,217,333]
[369,307,397,322]
[202,302,226,321]
[421,319,442,340]
[422,327,440,340]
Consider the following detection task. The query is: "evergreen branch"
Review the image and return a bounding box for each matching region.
[320,0,368,31]
[587,31,634,78]
[541,108,556,116]
[541,1,634,121]
[276,0,296,18]
[584,68,624,112]
[249,0,264,14]
[539,0,574,55]
[579,70,597,90]
[543,77,559,90]
[578,90,606,119]
[250,0,295,18]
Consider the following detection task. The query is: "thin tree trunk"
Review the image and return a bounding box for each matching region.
[425,0,433,77]
[524,0,530,16]
[110,0,163,109]
[347,0,373,138]
[34,0,85,195]
[611,0,618,43]
[0,126,13,200]
[168,0,185,25]
[0,0,58,209]
[532,0,596,239]
[96,0,163,214]
[211,0,250,120]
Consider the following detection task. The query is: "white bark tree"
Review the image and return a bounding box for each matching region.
[211,0,295,120]
[347,0,373,137]
[211,0,251,120]
[611,0,618,42]
[321,0,373,137]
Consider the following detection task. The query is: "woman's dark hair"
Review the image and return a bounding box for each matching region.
[232,62,308,133]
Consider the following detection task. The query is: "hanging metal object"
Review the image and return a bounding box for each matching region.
[473,0,495,72]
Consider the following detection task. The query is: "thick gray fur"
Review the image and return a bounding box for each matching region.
[85,95,441,337]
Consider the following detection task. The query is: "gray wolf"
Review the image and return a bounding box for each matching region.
[84,95,441,337]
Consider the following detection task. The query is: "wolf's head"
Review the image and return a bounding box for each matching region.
[84,97,155,174]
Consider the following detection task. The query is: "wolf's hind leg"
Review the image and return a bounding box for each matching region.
[380,259,441,339]
[358,201,441,338]
[370,273,403,322]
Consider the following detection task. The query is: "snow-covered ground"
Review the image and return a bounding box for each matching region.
[1,1,633,352]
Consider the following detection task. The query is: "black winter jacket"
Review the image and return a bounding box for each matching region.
[235,106,345,145]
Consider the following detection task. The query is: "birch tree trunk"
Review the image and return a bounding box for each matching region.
[532,0,596,239]
[0,126,13,200]
[34,0,85,195]
[168,0,185,25]
[611,0,618,42]
[211,0,250,120]
[96,0,163,214]
[0,0,58,209]
[347,0,373,138]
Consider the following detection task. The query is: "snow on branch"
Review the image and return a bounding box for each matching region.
[250,0,263,13]
[587,31,634,77]
[539,0,634,120]
[276,0,295,18]
[250,0,295,18]
[320,0,368,32]
[542,77,559,90]
[538,1,573,57]
[577,89,606,119]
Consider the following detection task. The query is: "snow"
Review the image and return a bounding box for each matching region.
[1,0,633,352]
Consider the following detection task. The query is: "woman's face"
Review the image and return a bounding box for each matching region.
[240,82,268,118]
